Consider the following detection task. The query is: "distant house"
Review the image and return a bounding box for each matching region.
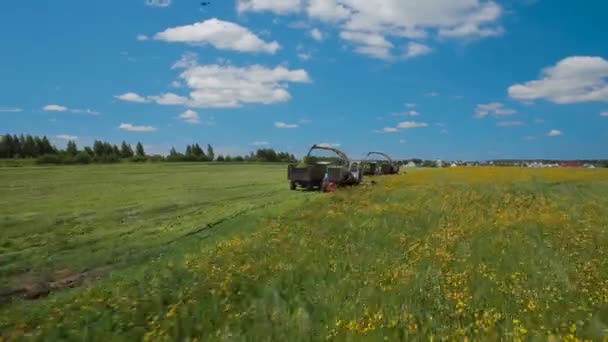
[405,161,417,168]
[436,160,443,168]
[450,163,458,168]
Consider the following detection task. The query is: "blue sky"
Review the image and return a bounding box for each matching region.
[1,0,607,160]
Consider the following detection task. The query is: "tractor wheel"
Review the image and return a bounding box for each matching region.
[290,181,296,190]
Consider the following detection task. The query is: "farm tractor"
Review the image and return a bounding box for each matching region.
[363,152,399,175]
[288,144,362,192]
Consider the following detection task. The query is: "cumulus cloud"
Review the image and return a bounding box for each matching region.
[496,120,524,127]
[547,129,562,137]
[508,56,608,104]
[136,34,149,41]
[115,92,149,103]
[118,123,157,132]
[122,54,311,109]
[275,121,299,128]
[0,107,23,113]
[601,111,608,117]
[172,56,310,108]
[310,28,324,41]
[154,18,280,54]
[178,109,201,124]
[340,30,393,60]
[405,42,432,59]
[56,134,78,141]
[43,104,67,112]
[238,0,503,60]
[149,93,189,105]
[474,102,516,118]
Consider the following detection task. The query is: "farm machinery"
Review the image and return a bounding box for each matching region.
[363,152,399,175]
[288,144,362,192]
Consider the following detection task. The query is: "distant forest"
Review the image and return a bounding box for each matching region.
[0,134,296,165]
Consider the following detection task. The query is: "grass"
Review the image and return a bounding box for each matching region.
[1,165,608,340]
[0,163,308,296]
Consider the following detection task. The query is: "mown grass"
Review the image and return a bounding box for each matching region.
[0,163,307,296]
[1,166,608,341]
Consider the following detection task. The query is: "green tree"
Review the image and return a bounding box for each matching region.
[207,144,215,161]
[66,140,78,156]
[40,136,55,155]
[93,141,104,157]
[120,141,134,158]
[0,135,7,158]
[135,142,145,157]
[216,155,225,162]
[24,135,37,157]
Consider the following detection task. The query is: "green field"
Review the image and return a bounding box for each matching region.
[1,164,608,340]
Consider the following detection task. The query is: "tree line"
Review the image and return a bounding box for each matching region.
[0,134,296,165]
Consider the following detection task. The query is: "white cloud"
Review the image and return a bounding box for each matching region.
[310,28,324,41]
[154,18,280,54]
[115,92,149,103]
[474,102,516,118]
[298,52,312,60]
[136,34,149,41]
[397,121,428,129]
[508,56,608,104]
[251,141,270,146]
[601,111,608,117]
[405,42,432,59]
[547,129,562,137]
[172,57,310,108]
[118,123,157,132]
[70,108,100,115]
[145,0,171,7]
[275,121,299,129]
[496,120,524,127]
[237,0,302,14]
[43,104,99,115]
[125,55,311,109]
[0,107,22,113]
[239,0,503,60]
[534,118,545,124]
[170,80,182,88]
[523,136,536,141]
[43,104,67,112]
[178,109,201,124]
[340,30,393,60]
[404,103,416,108]
[172,52,199,69]
[426,92,440,97]
[393,110,420,116]
[149,93,189,105]
[56,134,78,141]
[376,120,428,133]
[306,0,351,21]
